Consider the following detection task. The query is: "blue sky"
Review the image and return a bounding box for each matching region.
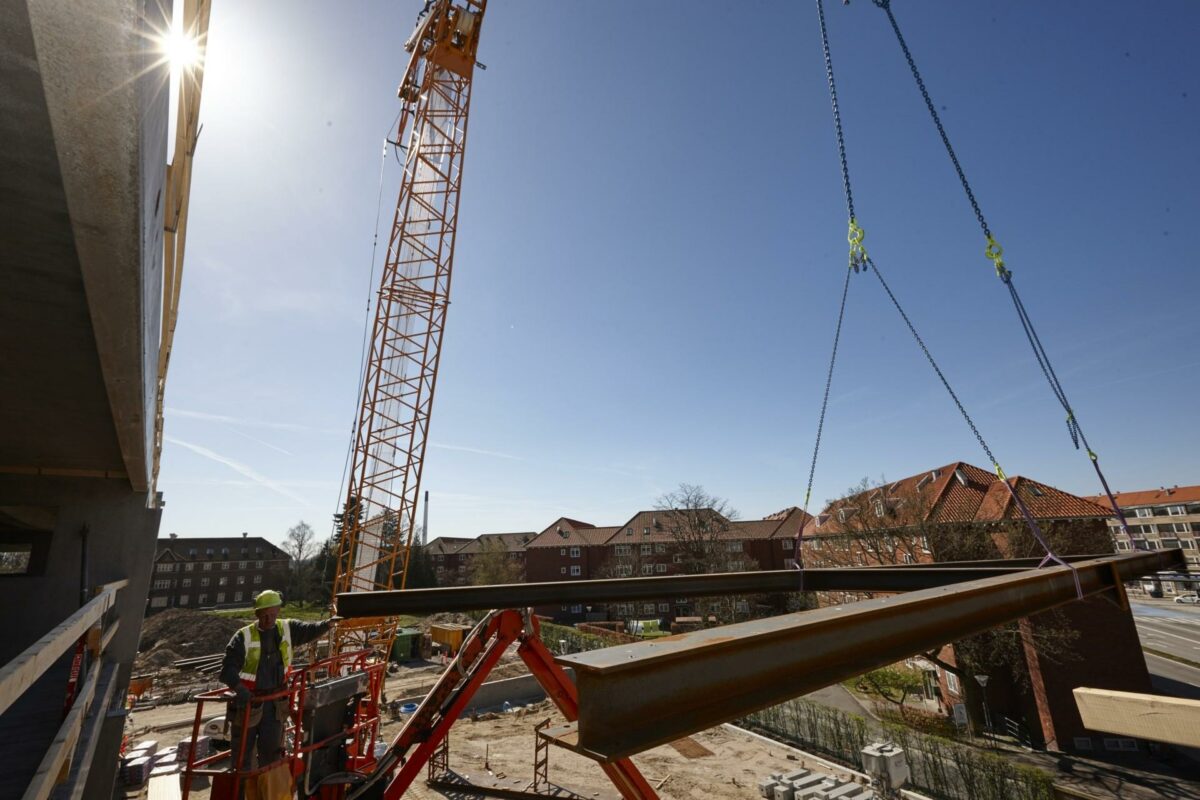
[160,1,1200,547]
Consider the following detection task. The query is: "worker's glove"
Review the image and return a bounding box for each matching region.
[233,685,252,705]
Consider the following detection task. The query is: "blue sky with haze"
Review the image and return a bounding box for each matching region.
[161,1,1200,547]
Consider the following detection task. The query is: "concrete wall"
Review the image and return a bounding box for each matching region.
[398,669,576,715]
[0,474,162,798]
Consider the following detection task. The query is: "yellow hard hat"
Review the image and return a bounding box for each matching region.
[254,589,283,610]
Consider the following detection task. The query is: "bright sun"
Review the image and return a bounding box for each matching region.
[162,25,201,72]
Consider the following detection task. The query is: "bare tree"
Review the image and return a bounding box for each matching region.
[469,538,522,586]
[284,521,316,604]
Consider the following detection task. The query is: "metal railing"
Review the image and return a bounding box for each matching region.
[0,579,128,800]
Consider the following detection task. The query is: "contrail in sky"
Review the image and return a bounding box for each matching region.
[165,435,309,505]
[166,407,342,435]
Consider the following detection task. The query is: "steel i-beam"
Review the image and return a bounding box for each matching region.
[548,550,1180,760]
[334,553,1122,616]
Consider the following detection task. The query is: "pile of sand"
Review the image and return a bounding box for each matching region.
[138,608,249,664]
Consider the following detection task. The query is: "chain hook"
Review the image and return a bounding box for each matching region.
[847,218,867,272]
[985,236,1010,280]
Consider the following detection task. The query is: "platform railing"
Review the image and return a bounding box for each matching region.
[0,579,128,800]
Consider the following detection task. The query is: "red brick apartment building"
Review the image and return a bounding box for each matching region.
[147,533,290,612]
[1087,484,1200,596]
[425,536,474,585]
[450,531,536,585]
[803,462,1151,755]
[433,508,811,623]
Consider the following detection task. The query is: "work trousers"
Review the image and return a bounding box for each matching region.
[229,698,287,771]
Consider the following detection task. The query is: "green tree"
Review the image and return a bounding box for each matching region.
[469,538,522,585]
[854,665,926,719]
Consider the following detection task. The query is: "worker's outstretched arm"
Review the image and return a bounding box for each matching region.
[287,618,332,648]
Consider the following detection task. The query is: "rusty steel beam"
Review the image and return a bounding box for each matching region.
[336,554,1121,617]
[551,550,1181,760]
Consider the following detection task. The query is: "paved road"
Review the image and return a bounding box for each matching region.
[1133,602,1200,667]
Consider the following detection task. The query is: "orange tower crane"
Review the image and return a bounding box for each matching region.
[333,0,486,656]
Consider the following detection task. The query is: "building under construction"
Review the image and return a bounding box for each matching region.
[1,1,1198,799]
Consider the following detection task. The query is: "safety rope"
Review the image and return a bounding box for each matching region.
[871,0,1132,543]
[793,0,869,585]
[802,0,1081,597]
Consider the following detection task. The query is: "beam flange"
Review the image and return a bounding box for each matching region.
[554,551,1179,760]
[335,553,1150,616]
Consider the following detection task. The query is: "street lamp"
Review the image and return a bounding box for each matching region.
[975,674,994,749]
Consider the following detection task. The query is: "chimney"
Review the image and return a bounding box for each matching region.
[242,531,248,538]
[169,533,178,539]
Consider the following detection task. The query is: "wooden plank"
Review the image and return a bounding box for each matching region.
[59,662,119,800]
[98,618,121,656]
[147,773,183,800]
[23,660,101,800]
[1073,687,1200,747]
[0,584,123,716]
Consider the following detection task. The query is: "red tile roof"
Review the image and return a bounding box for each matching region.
[527,517,614,548]
[1086,485,1200,511]
[423,536,474,556]
[455,531,537,555]
[804,461,1111,535]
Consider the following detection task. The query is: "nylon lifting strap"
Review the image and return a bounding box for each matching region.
[870,0,1133,543]
[801,0,1080,597]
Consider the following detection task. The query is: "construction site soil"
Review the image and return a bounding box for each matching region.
[136,608,249,670]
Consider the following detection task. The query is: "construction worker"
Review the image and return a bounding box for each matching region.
[219,589,331,771]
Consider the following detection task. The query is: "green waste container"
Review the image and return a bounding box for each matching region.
[391,627,420,662]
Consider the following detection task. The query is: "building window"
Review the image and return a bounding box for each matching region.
[658,603,669,613]
[726,541,742,552]
[570,604,582,614]
[221,548,229,557]
[874,500,885,517]
[201,578,210,587]
[616,565,632,577]
[216,592,225,603]
[641,565,654,575]
[156,563,171,573]
[782,539,793,550]
[617,604,630,615]
[179,595,189,606]
[615,544,632,556]
[188,548,197,557]
[946,672,960,696]
[728,561,744,571]
[655,564,667,573]
[902,553,916,564]
[241,547,248,556]
[1115,541,1129,551]
[256,560,264,568]
[640,543,652,555]
[253,575,262,584]
[150,596,167,608]
[222,562,230,570]
[206,548,214,556]
[672,553,683,563]
[237,575,246,585]
[203,563,212,571]
[153,579,171,590]
[654,543,666,554]
[1183,539,1196,550]
[234,592,243,602]
[570,546,581,558]
[736,600,750,614]
[642,604,655,615]
[255,547,263,555]
[184,563,194,572]
[1073,737,1093,751]
[570,565,581,576]
[182,578,192,588]
[219,576,228,586]
[560,567,567,575]
[1135,508,1152,518]
[1103,738,1138,752]
[238,561,247,569]
[199,594,208,605]
[1169,506,1187,516]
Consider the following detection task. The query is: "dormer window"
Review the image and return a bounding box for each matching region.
[916,473,933,491]
[1029,485,1044,497]
[643,527,650,535]
[874,499,885,517]
[953,468,968,487]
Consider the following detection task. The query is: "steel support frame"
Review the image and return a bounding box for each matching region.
[354,610,656,800]
[548,550,1180,760]
[336,553,1124,617]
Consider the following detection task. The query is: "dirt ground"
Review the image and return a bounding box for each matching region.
[389,701,865,800]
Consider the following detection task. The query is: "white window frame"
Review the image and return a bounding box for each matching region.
[655,564,667,573]
[640,543,653,555]
[1135,508,1153,518]
[570,546,581,558]
[570,565,581,576]
[641,564,654,575]
[1169,506,1186,516]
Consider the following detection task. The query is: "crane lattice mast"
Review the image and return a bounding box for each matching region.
[334,0,485,654]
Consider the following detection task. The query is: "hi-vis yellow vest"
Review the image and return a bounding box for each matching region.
[237,620,293,691]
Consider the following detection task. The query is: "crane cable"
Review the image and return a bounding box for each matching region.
[797,0,1080,597]
[870,0,1133,543]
